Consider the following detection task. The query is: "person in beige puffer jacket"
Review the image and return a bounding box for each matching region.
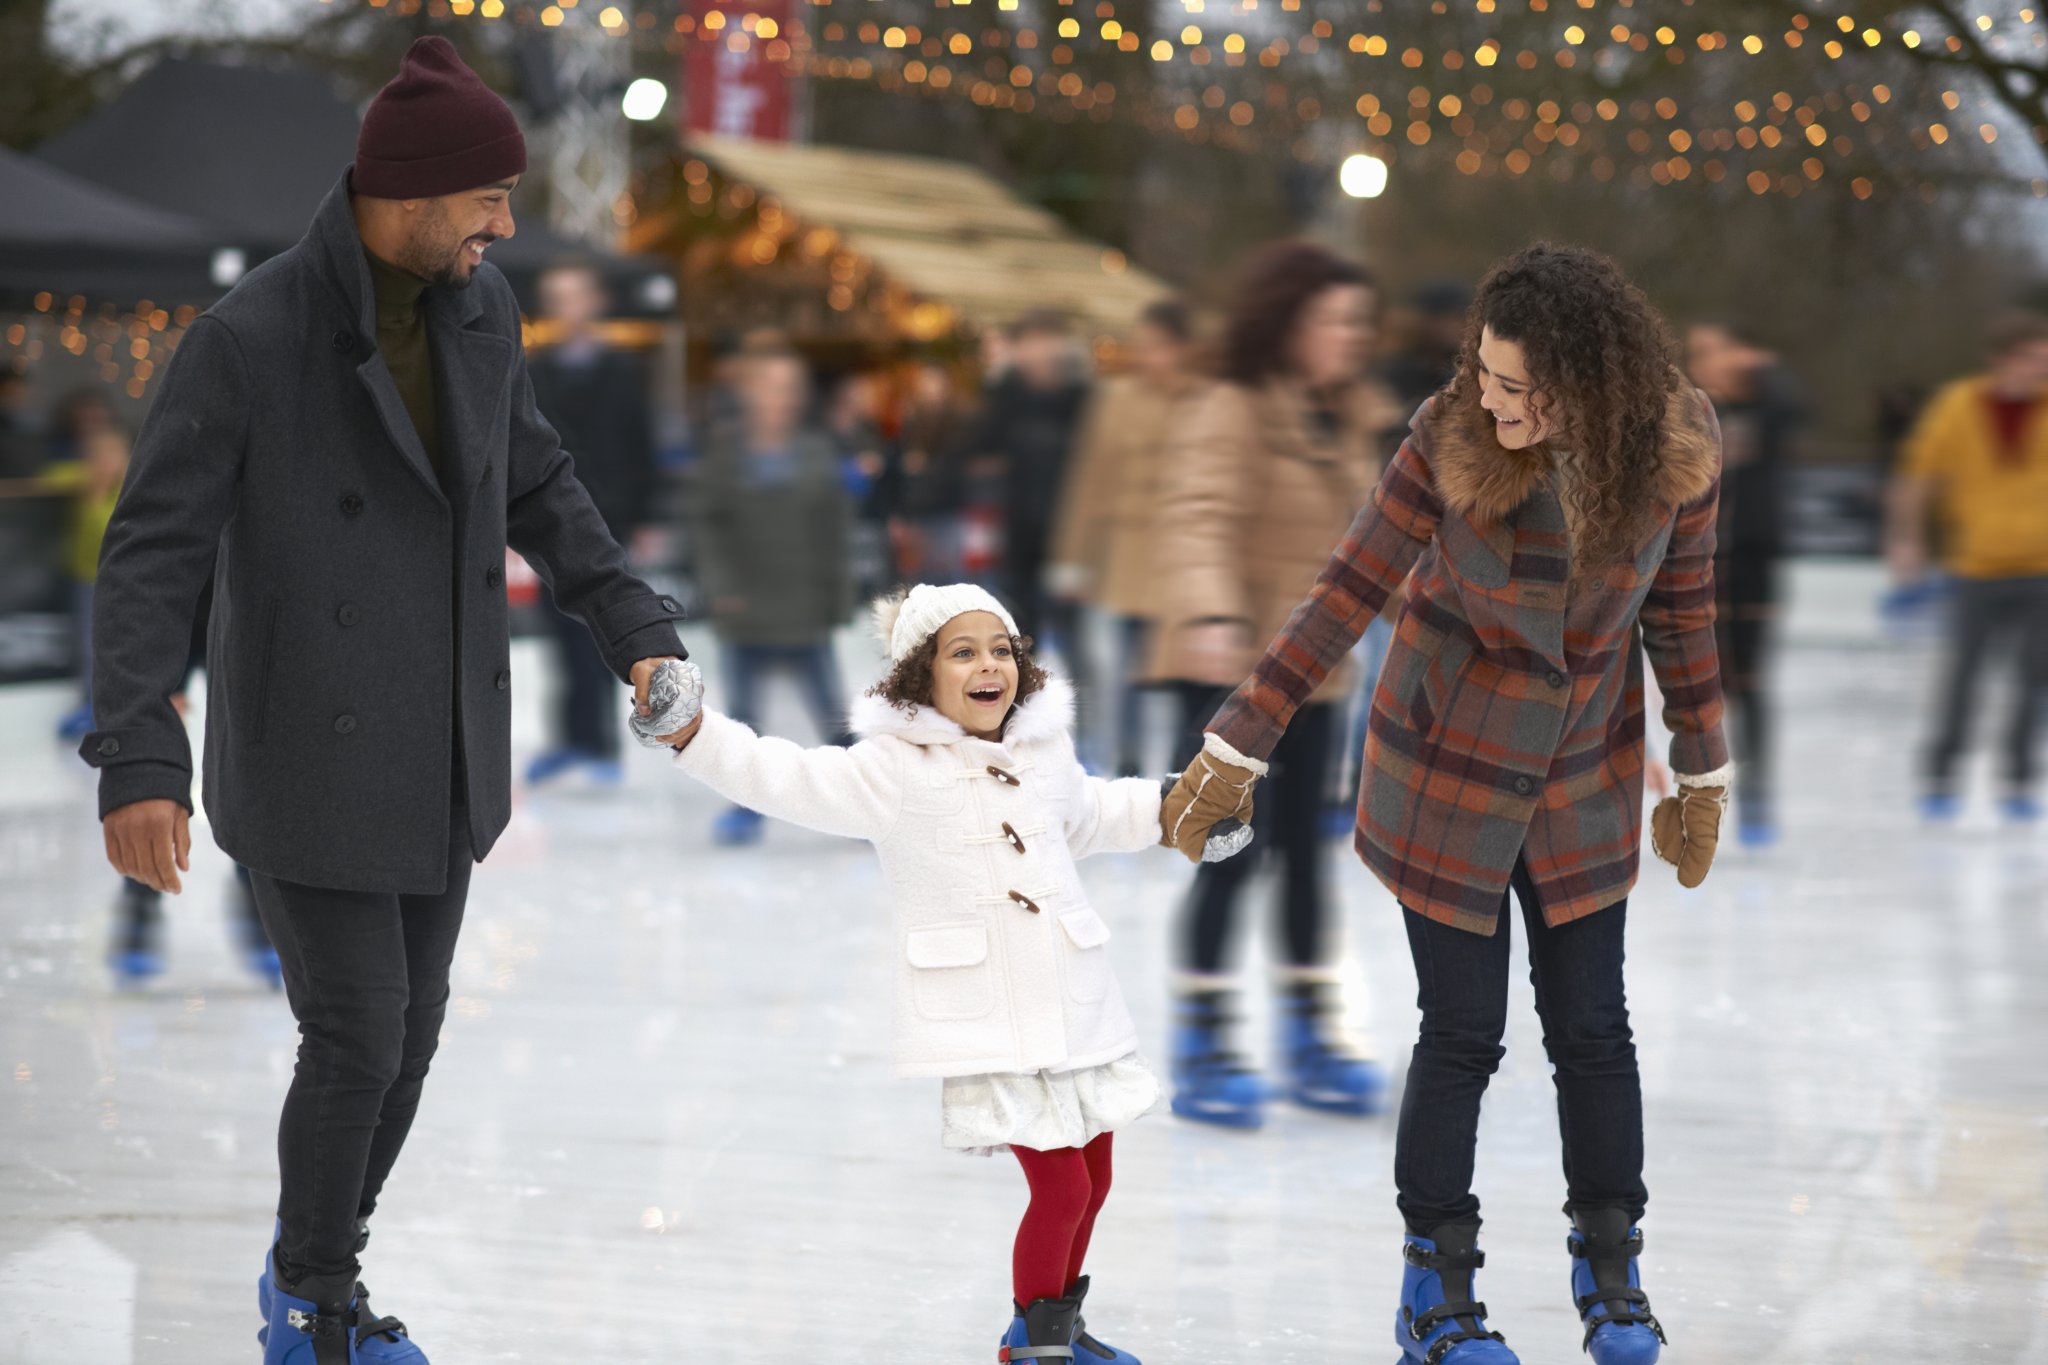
[1149,239,1399,1129]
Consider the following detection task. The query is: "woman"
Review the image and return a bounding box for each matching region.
[1150,241,1393,1128]
[1049,297,1207,776]
[1162,243,1730,1365]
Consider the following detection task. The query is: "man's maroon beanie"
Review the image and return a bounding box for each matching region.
[354,36,526,200]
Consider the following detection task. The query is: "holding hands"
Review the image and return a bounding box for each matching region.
[1159,735,1267,864]
[630,656,705,750]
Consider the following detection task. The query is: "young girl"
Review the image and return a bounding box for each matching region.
[1165,242,1730,1365]
[665,582,1207,1365]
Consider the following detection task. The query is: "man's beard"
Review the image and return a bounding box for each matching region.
[402,204,482,290]
[403,240,476,291]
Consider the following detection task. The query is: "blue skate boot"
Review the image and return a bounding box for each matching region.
[1168,987,1265,1129]
[261,1252,359,1365]
[1567,1209,1665,1364]
[108,880,164,986]
[1394,1221,1519,1364]
[1279,976,1386,1116]
[712,805,765,846]
[1066,1276,1139,1364]
[999,1294,1079,1364]
[261,1221,427,1364]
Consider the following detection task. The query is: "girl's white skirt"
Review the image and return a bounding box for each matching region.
[940,1052,1163,1156]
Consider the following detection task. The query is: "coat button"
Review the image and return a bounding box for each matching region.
[1547,670,1566,689]
[496,670,510,691]
[660,597,679,614]
[1513,775,1534,795]
[334,715,357,735]
[330,331,354,354]
[97,736,121,757]
[339,493,364,517]
[337,603,361,627]
[486,564,504,589]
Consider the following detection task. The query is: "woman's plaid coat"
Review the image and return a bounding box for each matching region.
[1206,384,1731,934]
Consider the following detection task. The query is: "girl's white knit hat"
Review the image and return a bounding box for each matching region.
[872,584,1020,663]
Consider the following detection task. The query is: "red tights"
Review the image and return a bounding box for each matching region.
[1009,1133,1113,1307]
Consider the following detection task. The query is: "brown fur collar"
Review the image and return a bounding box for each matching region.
[1422,380,1721,527]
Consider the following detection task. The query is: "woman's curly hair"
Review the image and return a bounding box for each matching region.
[1221,240,1375,388]
[867,617,1051,724]
[1442,242,1683,569]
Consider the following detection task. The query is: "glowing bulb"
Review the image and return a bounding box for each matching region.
[1339,152,1389,198]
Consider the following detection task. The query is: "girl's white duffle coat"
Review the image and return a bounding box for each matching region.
[671,677,1162,1080]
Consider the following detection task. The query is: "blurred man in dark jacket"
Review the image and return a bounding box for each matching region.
[965,310,1091,684]
[524,259,659,786]
[1686,321,1810,845]
[686,342,855,844]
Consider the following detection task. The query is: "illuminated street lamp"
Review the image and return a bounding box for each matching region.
[1339,152,1389,199]
[621,78,669,123]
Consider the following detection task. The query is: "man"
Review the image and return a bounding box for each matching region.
[82,38,698,1363]
[524,258,659,787]
[1685,320,1809,845]
[1888,310,2048,823]
[965,310,1092,685]
[685,342,854,844]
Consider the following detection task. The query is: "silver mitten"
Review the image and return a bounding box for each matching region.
[629,657,705,748]
[1201,817,1255,863]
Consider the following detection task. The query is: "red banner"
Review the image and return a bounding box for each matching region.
[683,0,797,142]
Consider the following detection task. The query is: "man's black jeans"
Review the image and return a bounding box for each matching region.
[250,806,473,1282]
[1394,857,1646,1234]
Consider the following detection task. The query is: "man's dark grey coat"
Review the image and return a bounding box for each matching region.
[82,170,685,894]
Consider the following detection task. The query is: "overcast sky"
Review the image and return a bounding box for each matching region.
[50,0,316,56]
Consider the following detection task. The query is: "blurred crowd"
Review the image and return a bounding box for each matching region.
[4,241,2046,1016]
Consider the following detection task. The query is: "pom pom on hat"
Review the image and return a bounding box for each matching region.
[870,584,1020,663]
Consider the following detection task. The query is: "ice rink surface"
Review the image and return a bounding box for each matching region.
[3,563,2044,1363]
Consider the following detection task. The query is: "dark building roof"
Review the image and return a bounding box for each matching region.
[36,58,364,254]
[0,144,217,301]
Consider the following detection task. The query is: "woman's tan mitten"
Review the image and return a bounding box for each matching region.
[1651,783,1727,888]
[1160,738,1265,864]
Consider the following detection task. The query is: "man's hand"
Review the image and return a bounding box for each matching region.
[104,798,190,894]
[631,656,701,745]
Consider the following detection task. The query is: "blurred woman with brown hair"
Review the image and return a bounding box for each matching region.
[1150,241,1393,1129]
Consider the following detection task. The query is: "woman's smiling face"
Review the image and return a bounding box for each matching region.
[929,611,1020,738]
[1476,326,1550,450]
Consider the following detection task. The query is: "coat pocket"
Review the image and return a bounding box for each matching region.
[1057,907,1113,1004]
[905,922,995,1021]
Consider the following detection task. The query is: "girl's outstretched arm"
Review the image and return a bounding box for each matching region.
[670,712,905,843]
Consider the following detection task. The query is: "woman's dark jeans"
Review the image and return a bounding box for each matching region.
[1394,857,1646,1233]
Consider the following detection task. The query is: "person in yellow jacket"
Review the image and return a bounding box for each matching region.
[1887,310,2048,822]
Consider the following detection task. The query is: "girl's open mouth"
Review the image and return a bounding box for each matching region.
[968,684,1006,705]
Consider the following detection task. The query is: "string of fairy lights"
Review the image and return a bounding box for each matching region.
[10,1,2039,399]
[326,0,2048,204]
[0,295,199,403]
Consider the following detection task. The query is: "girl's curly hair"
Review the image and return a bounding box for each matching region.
[1441,242,1683,569]
[867,627,1051,725]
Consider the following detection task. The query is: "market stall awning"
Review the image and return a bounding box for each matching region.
[0,145,219,301]
[686,134,1173,334]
